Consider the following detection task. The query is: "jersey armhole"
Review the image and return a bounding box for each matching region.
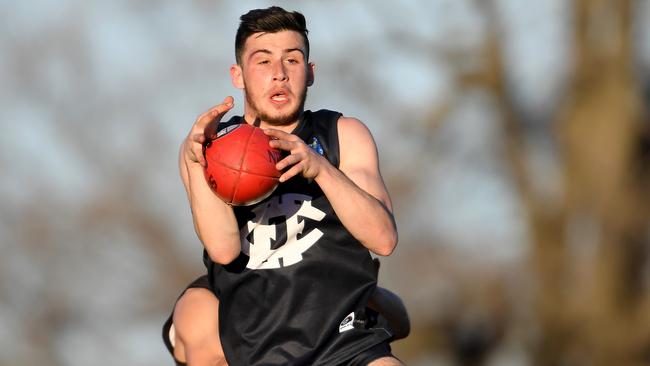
[311,109,342,168]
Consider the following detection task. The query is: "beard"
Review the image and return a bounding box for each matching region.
[245,85,308,126]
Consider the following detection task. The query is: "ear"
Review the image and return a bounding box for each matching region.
[230,64,244,89]
[307,62,315,87]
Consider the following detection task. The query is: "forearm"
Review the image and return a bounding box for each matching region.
[184,157,241,264]
[314,164,397,255]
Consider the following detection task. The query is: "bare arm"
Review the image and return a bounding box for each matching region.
[322,117,397,255]
[264,117,397,256]
[180,97,240,264]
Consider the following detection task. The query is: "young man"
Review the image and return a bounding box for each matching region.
[167,6,406,365]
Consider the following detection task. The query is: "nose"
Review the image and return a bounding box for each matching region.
[272,63,287,82]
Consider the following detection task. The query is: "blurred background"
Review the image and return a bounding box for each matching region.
[2,0,650,365]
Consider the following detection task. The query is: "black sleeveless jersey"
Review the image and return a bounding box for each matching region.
[203,110,393,365]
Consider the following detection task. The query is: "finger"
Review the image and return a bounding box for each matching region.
[189,133,208,166]
[269,138,298,152]
[279,162,304,183]
[195,96,235,129]
[193,145,206,166]
[183,143,200,164]
[263,128,296,140]
[276,152,303,171]
[192,133,206,144]
[269,139,307,152]
[185,133,207,165]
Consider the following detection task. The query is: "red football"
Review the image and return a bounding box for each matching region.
[203,123,282,205]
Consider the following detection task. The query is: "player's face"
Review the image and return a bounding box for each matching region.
[231,30,314,127]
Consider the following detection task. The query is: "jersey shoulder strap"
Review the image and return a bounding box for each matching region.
[216,115,244,132]
[304,109,343,168]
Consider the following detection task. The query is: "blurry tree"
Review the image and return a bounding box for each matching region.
[348,0,650,365]
[466,0,650,365]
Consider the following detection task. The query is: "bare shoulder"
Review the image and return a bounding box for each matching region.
[337,116,378,157]
[337,116,375,143]
[335,115,392,210]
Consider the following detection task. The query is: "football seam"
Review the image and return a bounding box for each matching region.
[231,126,256,202]
[229,127,254,202]
[209,160,281,178]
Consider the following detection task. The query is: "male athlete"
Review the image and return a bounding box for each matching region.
[165,6,407,365]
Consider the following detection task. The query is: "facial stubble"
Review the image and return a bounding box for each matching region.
[244,81,308,126]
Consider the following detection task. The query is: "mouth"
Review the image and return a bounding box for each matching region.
[269,89,289,104]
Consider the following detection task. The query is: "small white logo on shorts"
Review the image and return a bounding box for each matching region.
[339,312,355,333]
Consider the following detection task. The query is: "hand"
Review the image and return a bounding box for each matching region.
[264,129,328,182]
[184,96,234,166]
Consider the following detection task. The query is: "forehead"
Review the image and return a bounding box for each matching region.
[242,30,307,56]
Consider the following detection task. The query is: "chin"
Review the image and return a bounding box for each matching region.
[247,90,307,126]
[261,112,299,126]
[260,105,302,126]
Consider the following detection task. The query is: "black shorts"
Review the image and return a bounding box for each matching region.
[162,275,396,366]
[162,275,212,366]
[345,341,396,366]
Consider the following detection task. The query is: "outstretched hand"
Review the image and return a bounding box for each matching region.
[184,96,234,166]
[264,128,328,183]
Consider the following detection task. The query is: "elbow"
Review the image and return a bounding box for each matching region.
[207,249,240,265]
[374,230,398,256]
[195,226,241,265]
[375,243,397,257]
[204,240,240,265]
[376,215,398,256]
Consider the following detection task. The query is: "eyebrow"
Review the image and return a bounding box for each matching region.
[284,48,305,56]
[248,48,305,60]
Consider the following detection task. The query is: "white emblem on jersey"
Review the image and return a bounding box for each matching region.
[339,312,355,333]
[241,193,326,269]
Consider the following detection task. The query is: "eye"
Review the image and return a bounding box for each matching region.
[258,60,270,65]
[286,59,299,65]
